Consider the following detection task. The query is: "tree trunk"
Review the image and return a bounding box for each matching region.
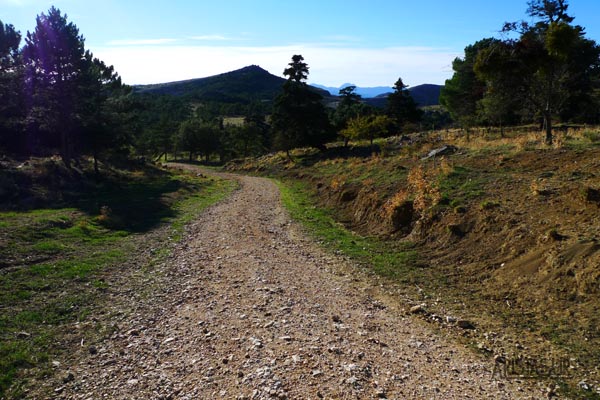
[544,112,553,145]
[61,130,71,168]
[93,148,99,180]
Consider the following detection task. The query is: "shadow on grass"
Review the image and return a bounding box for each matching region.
[289,144,382,168]
[0,159,202,233]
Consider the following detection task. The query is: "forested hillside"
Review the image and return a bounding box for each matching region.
[2,1,600,171]
[0,7,426,168]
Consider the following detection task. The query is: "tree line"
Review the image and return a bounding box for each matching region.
[0,7,426,169]
[3,2,599,171]
[440,0,600,144]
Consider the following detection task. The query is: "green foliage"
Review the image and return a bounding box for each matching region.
[386,78,422,130]
[440,38,499,127]
[220,114,271,159]
[331,85,375,142]
[176,119,221,161]
[583,129,600,143]
[421,106,453,130]
[0,20,24,153]
[22,7,87,165]
[133,95,192,160]
[271,55,334,154]
[78,55,131,174]
[526,0,574,25]
[283,55,309,83]
[340,114,394,145]
[478,1,600,143]
[441,0,600,141]
[19,7,133,168]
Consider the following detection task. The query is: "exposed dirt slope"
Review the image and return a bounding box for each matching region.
[47,166,543,399]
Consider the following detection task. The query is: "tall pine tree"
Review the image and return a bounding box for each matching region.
[271,55,334,157]
[23,7,86,165]
[0,20,24,152]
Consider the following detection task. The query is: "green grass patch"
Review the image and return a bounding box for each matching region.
[583,130,600,143]
[0,168,236,398]
[437,165,489,206]
[277,179,418,282]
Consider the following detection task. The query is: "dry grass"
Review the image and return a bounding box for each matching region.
[330,175,347,190]
[409,165,442,214]
[382,165,442,220]
[437,126,600,154]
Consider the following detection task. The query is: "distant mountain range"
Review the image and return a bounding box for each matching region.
[312,83,394,98]
[133,65,441,107]
[312,83,442,107]
[364,84,443,108]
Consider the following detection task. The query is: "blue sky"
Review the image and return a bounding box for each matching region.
[2,0,600,87]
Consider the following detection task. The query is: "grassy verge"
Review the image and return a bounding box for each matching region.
[276,179,418,281]
[0,166,236,398]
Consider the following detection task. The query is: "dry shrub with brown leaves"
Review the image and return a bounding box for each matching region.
[381,189,409,218]
[382,165,441,219]
[409,165,442,214]
[330,175,347,190]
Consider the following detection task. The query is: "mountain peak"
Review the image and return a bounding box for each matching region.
[235,65,270,74]
[133,65,330,100]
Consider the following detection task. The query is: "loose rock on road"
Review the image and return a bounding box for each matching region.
[59,166,540,399]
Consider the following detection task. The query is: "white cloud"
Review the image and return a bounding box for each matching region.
[188,35,230,41]
[92,44,458,87]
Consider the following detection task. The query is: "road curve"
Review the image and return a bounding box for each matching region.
[58,165,540,399]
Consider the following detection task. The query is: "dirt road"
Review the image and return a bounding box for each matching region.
[57,167,542,399]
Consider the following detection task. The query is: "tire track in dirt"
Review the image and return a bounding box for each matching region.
[57,165,542,399]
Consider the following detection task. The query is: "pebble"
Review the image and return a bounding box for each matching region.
[410,304,426,314]
[457,320,476,330]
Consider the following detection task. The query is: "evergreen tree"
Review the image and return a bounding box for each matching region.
[439,38,499,128]
[386,78,422,131]
[78,54,129,175]
[271,55,334,157]
[23,7,86,166]
[332,85,373,146]
[479,0,600,143]
[0,20,24,153]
